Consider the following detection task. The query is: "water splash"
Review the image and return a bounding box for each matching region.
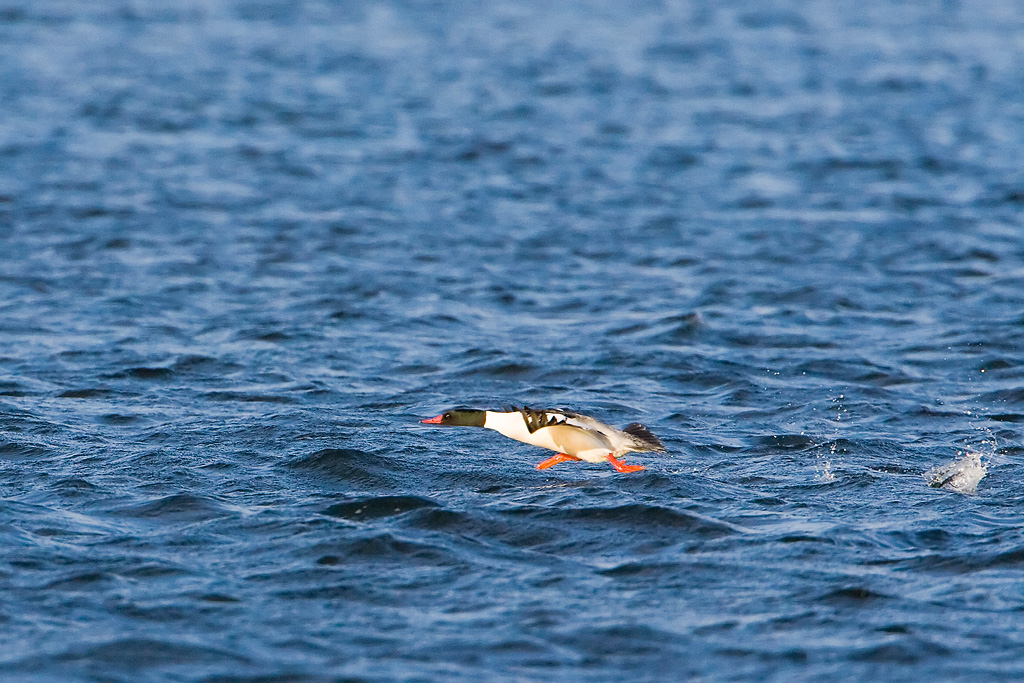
[816,394,845,483]
[926,450,987,494]
[817,442,837,483]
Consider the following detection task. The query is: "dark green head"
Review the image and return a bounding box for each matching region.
[420,407,486,427]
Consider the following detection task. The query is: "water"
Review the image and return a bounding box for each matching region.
[2,1,1023,680]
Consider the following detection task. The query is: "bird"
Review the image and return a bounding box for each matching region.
[420,405,665,473]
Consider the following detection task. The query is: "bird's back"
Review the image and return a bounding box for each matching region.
[507,406,664,456]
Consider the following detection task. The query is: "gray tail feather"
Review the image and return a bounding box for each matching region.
[622,423,665,452]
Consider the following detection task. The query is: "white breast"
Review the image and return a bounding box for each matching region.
[483,410,614,461]
[483,411,561,451]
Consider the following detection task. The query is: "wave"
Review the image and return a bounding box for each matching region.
[288,448,418,490]
[324,495,440,520]
[508,503,742,538]
[111,493,233,522]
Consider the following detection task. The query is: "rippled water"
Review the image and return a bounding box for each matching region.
[2,1,1024,680]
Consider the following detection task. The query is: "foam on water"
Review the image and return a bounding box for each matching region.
[926,451,987,495]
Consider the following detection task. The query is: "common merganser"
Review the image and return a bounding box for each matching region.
[420,406,665,473]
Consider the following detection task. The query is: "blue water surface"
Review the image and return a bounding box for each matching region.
[2,1,1024,681]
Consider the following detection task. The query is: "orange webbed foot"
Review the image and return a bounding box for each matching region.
[606,454,645,473]
[536,453,580,470]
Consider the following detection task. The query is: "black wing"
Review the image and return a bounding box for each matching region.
[506,405,579,434]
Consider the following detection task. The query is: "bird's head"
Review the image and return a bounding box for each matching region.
[420,408,486,427]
